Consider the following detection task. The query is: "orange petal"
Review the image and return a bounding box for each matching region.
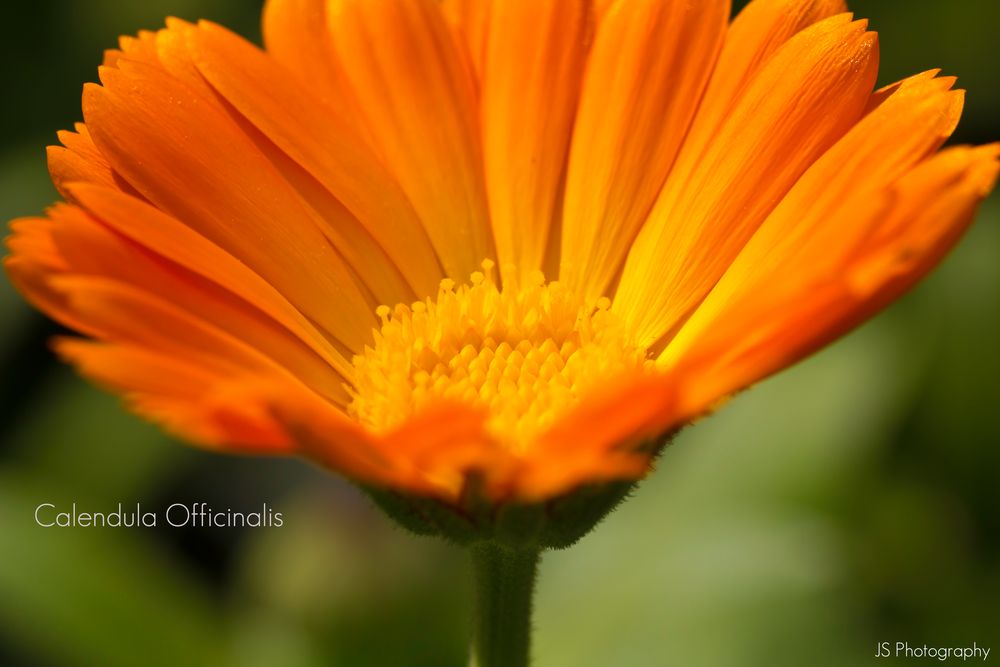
[193,20,443,298]
[440,0,490,85]
[663,71,965,363]
[520,370,677,501]
[560,0,728,302]
[43,205,350,404]
[122,21,415,308]
[55,339,292,452]
[67,185,353,381]
[669,144,999,419]
[103,30,160,69]
[46,275,285,377]
[853,145,999,286]
[269,382,401,488]
[480,0,591,284]
[6,215,67,272]
[682,0,848,164]
[47,124,132,202]
[154,18,235,101]
[273,385,502,500]
[378,402,504,499]
[614,16,879,349]
[6,211,99,336]
[48,274,339,451]
[262,0,368,133]
[326,0,493,280]
[5,256,96,335]
[44,271,320,454]
[82,59,376,352]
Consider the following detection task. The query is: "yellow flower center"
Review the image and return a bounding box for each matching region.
[348,260,652,448]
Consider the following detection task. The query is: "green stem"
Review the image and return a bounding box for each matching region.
[470,543,540,667]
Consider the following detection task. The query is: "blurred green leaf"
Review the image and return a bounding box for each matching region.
[232,486,469,667]
[5,367,191,500]
[0,471,231,667]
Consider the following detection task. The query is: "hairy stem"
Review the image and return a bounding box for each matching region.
[470,543,540,667]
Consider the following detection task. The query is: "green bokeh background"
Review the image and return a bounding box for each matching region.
[1,1,997,665]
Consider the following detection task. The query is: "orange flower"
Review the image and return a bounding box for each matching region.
[5,0,997,505]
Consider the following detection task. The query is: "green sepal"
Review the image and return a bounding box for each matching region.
[537,479,636,549]
[362,433,673,550]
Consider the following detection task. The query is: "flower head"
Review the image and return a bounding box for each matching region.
[6,0,997,513]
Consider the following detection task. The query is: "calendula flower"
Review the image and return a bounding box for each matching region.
[5,0,997,509]
[6,0,997,664]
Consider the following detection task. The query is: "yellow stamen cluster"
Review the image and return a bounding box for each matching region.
[348,260,652,449]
